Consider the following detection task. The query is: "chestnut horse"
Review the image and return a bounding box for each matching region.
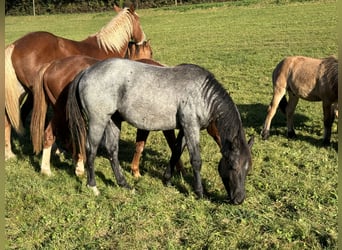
[5,4,146,160]
[40,56,189,178]
[261,56,338,144]
[39,42,155,176]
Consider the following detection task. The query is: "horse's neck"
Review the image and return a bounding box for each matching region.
[78,36,127,59]
[215,104,243,151]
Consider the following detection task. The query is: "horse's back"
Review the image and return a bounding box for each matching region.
[274,56,335,101]
[78,58,213,130]
[275,56,321,79]
[44,55,100,103]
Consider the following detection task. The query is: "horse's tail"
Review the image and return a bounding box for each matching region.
[66,70,87,163]
[272,58,289,115]
[31,63,50,154]
[5,44,25,135]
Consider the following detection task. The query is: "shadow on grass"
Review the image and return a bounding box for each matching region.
[237,102,338,150]
[237,102,310,131]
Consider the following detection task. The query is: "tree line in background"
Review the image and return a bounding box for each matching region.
[5,0,228,15]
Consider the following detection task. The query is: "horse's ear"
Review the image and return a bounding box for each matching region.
[129,3,136,12]
[247,136,254,149]
[113,4,121,13]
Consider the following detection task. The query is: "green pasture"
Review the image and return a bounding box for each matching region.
[5,1,338,249]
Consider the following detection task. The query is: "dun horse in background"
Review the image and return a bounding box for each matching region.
[67,58,254,204]
[261,56,338,145]
[5,4,146,160]
[39,42,154,176]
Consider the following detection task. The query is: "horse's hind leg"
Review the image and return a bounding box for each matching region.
[104,119,130,189]
[40,121,55,176]
[162,130,185,175]
[131,129,150,178]
[285,92,299,138]
[163,129,186,186]
[85,118,110,195]
[261,85,286,140]
[322,101,335,145]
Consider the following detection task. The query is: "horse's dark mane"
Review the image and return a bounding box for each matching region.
[321,56,338,90]
[201,74,243,147]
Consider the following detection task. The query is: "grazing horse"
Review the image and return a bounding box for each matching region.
[67,58,254,204]
[5,4,146,160]
[39,41,153,176]
[261,56,338,144]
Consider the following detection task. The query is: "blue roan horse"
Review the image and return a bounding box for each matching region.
[67,58,254,204]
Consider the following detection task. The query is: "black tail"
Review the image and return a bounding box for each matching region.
[66,70,87,163]
[279,96,287,114]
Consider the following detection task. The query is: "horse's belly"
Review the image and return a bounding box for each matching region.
[119,104,178,131]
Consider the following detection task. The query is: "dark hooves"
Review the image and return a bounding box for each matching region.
[163,179,173,187]
[322,140,331,147]
[261,130,269,140]
[287,130,297,139]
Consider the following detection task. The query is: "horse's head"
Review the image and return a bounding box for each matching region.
[126,40,153,60]
[218,136,254,205]
[115,3,146,45]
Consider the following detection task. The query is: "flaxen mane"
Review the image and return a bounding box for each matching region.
[95,8,135,53]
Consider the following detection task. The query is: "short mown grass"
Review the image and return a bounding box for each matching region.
[5,1,337,249]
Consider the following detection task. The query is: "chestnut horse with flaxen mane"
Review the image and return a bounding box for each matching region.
[39,41,153,176]
[5,4,146,160]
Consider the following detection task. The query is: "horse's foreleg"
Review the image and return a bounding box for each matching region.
[182,126,203,198]
[41,121,55,176]
[286,92,299,139]
[131,129,150,178]
[322,102,335,145]
[104,120,131,189]
[163,129,185,185]
[5,114,15,160]
[162,130,185,175]
[261,86,286,140]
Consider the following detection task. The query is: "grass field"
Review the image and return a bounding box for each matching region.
[5,1,338,249]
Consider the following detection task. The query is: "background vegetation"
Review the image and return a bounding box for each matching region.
[6,0,232,15]
[5,0,322,15]
[5,0,337,249]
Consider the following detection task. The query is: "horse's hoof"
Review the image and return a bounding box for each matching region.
[122,183,132,190]
[322,139,331,147]
[163,179,173,187]
[287,130,297,139]
[195,191,204,199]
[5,151,16,161]
[75,167,85,177]
[132,171,141,178]
[88,185,100,196]
[261,130,269,140]
[40,168,52,177]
